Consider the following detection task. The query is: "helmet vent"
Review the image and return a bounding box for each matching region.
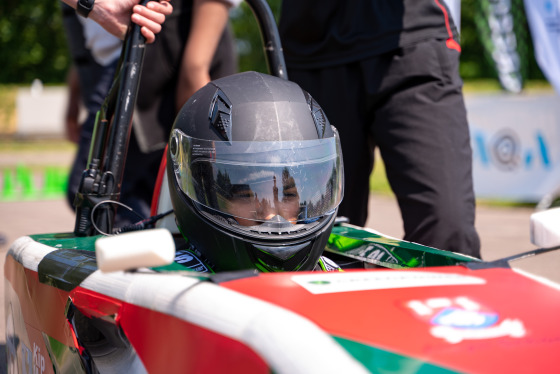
[208,88,233,141]
[304,91,327,138]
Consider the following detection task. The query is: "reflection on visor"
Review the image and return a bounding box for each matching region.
[170,129,344,226]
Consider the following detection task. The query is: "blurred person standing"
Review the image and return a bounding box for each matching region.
[61,3,121,143]
[62,2,122,209]
[63,0,239,224]
[278,0,481,258]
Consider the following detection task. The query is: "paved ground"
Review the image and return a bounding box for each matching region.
[366,195,560,282]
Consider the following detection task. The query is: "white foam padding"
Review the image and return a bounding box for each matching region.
[530,207,560,248]
[95,228,176,272]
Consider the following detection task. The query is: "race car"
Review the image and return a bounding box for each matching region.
[5,0,560,372]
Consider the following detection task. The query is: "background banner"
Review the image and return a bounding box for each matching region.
[524,0,560,94]
[466,92,560,202]
[475,0,529,93]
[443,0,462,30]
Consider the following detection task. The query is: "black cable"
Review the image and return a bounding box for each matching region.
[90,200,145,236]
[113,210,174,234]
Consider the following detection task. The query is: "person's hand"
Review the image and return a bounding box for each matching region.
[176,0,230,111]
[66,115,81,143]
[86,0,172,43]
[130,1,173,43]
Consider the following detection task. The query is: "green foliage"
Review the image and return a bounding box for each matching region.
[229,0,546,84]
[229,0,281,74]
[459,0,545,82]
[0,0,70,84]
[0,0,547,85]
[369,155,392,196]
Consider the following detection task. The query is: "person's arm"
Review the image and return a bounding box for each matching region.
[61,0,172,43]
[175,0,231,111]
[65,65,82,143]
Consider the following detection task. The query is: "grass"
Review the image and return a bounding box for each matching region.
[0,140,537,208]
[0,139,75,200]
[462,79,553,94]
[369,156,392,196]
[369,156,536,209]
[0,138,75,152]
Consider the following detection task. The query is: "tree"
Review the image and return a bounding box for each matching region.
[0,0,70,84]
[230,0,281,74]
[459,0,544,82]
[0,0,545,85]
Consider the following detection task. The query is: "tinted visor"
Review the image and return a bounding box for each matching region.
[170,129,343,226]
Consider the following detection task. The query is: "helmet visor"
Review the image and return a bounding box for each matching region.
[170,129,344,226]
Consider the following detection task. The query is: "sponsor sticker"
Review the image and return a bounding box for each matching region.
[20,342,46,374]
[407,296,526,343]
[175,250,210,273]
[292,271,485,294]
[345,243,399,265]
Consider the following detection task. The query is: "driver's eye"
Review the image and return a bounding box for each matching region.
[282,187,298,200]
[233,191,254,200]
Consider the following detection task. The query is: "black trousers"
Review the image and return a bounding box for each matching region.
[288,39,481,258]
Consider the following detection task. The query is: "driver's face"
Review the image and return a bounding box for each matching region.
[227,179,300,226]
[227,186,259,226]
[279,179,300,221]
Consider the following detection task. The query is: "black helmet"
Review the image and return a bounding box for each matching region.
[167,72,344,272]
